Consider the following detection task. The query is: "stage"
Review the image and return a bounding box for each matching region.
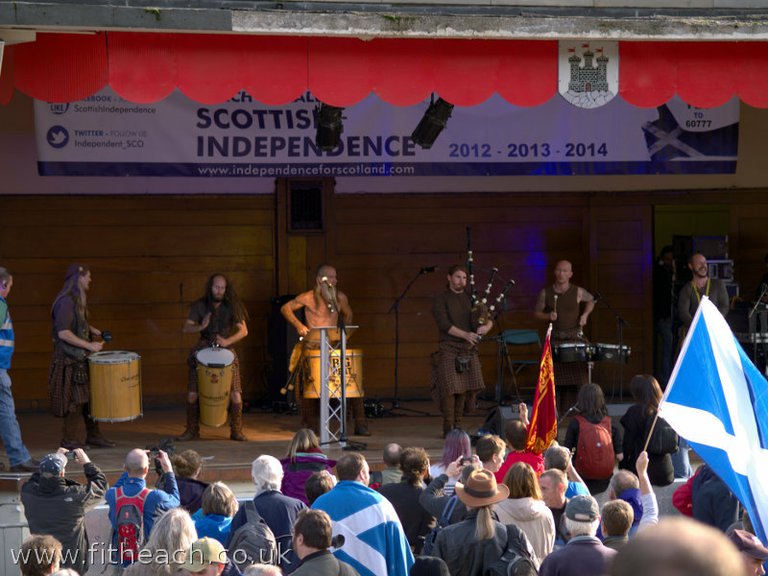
[0,400,489,485]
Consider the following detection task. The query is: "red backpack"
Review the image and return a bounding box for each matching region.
[115,487,150,564]
[574,415,615,479]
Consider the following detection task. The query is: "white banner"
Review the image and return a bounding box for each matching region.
[34,89,739,177]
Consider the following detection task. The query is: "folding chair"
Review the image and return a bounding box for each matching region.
[495,329,542,403]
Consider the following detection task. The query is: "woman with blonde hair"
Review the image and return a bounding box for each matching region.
[496,462,555,568]
[280,428,336,503]
[124,507,197,575]
[432,468,535,576]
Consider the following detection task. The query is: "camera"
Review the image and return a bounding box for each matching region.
[461,457,473,465]
[66,451,78,461]
[146,439,176,476]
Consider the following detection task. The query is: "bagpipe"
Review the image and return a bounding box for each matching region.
[466,225,515,326]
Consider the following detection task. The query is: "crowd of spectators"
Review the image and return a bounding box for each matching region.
[13,391,762,576]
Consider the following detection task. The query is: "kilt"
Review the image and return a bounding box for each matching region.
[48,345,90,417]
[430,340,485,400]
[186,340,241,394]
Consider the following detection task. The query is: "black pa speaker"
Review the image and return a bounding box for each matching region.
[478,405,521,437]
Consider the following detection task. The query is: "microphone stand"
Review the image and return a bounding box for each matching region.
[384,268,432,417]
[595,293,630,401]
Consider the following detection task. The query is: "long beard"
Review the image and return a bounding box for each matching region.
[319,282,338,313]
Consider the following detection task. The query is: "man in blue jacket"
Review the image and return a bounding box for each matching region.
[0,267,39,473]
[105,448,180,567]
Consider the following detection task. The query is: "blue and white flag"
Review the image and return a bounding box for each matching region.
[660,297,768,543]
[312,480,414,576]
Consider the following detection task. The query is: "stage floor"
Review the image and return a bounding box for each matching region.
[1,400,489,484]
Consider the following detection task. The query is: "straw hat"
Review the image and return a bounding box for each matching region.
[455,468,509,507]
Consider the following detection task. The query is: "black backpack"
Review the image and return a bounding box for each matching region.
[484,525,538,576]
[228,501,279,571]
[645,413,679,456]
[421,495,458,556]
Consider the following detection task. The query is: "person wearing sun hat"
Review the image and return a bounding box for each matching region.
[432,468,534,576]
[539,494,617,576]
[180,537,229,576]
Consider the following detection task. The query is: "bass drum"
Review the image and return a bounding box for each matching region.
[304,349,364,399]
[195,347,235,427]
[88,351,142,422]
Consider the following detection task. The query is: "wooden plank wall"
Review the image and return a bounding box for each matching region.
[331,193,594,401]
[0,195,276,409]
[4,189,768,410]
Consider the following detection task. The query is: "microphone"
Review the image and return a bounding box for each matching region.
[564,404,581,417]
[420,265,438,274]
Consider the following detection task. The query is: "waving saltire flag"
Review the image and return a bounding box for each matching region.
[660,296,768,543]
[312,480,414,576]
[526,324,557,454]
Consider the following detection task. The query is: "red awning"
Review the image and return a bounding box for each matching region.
[3,32,768,108]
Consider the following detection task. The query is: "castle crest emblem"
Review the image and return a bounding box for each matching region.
[558,41,619,109]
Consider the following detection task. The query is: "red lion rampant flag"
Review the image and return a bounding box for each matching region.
[526,324,557,454]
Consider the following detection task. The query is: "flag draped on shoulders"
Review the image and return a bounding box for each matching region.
[660,296,768,543]
[527,324,557,454]
[312,480,414,576]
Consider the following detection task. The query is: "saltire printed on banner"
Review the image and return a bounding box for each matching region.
[526,324,557,454]
[659,297,768,543]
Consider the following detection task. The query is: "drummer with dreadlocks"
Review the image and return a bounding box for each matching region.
[177,273,249,442]
[431,264,493,437]
[281,264,370,436]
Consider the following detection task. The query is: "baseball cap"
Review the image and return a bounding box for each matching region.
[565,494,600,522]
[728,529,768,560]
[39,453,67,476]
[182,538,228,572]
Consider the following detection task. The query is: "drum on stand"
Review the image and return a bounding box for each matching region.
[552,342,594,363]
[196,347,234,427]
[592,343,631,363]
[88,351,142,422]
[305,348,364,399]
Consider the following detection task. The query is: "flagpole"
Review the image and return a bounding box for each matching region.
[642,411,659,453]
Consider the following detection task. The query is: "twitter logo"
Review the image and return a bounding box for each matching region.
[47,126,69,149]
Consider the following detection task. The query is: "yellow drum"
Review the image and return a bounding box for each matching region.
[196,347,234,428]
[305,348,364,399]
[88,351,142,422]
